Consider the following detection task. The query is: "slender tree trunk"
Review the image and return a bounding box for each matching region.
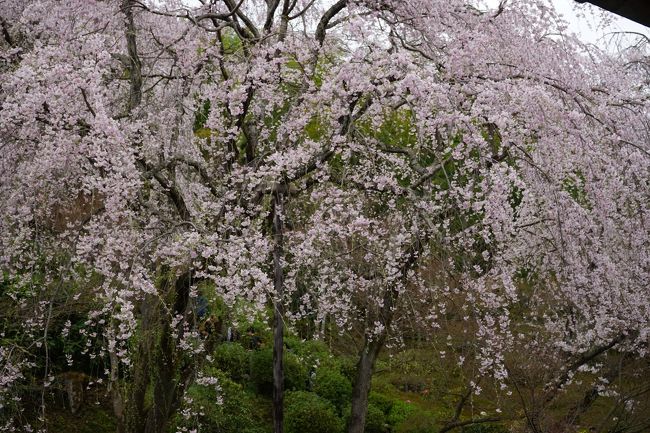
[272,193,285,433]
[346,286,397,433]
[109,350,126,433]
[347,241,421,433]
[348,335,384,433]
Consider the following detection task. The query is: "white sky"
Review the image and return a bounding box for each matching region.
[488,0,649,48]
[183,0,649,49]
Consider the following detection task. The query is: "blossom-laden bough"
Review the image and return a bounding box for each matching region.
[0,0,648,432]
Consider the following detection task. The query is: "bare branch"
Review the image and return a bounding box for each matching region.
[315,0,347,45]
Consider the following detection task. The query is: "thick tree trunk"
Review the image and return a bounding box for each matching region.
[272,193,285,433]
[143,321,176,433]
[142,274,194,433]
[123,296,155,433]
[116,273,195,433]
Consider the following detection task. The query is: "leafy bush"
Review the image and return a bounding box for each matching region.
[287,338,336,370]
[369,391,394,415]
[338,356,358,382]
[387,400,416,427]
[250,347,307,395]
[365,403,389,433]
[213,342,249,382]
[172,368,262,433]
[313,367,352,413]
[238,319,271,350]
[285,391,343,433]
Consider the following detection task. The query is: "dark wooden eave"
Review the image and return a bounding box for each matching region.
[576,0,650,28]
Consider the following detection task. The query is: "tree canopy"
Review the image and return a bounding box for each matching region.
[1,1,648,432]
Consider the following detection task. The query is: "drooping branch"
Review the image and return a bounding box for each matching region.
[544,333,628,404]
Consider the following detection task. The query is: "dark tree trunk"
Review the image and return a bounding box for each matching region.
[348,335,384,433]
[347,240,422,433]
[272,193,285,433]
[346,288,394,433]
[124,295,155,433]
[143,320,176,433]
[117,273,196,433]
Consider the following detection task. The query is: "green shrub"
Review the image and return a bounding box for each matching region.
[238,319,271,349]
[285,391,343,433]
[313,367,352,413]
[369,391,394,415]
[387,400,416,427]
[172,368,262,433]
[288,338,336,370]
[292,338,329,357]
[338,356,358,382]
[250,347,307,395]
[213,342,249,382]
[365,403,389,433]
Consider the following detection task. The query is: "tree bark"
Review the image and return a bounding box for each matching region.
[348,335,384,433]
[123,296,154,433]
[347,240,422,433]
[347,286,394,433]
[116,273,196,433]
[143,320,175,433]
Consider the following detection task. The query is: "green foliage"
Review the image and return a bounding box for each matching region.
[250,347,307,395]
[313,367,352,413]
[338,356,358,382]
[193,99,211,132]
[47,404,116,433]
[305,115,327,141]
[562,171,590,208]
[173,368,263,433]
[237,318,271,349]
[213,342,249,382]
[220,29,243,54]
[288,337,329,360]
[285,336,340,373]
[284,391,343,433]
[369,391,394,415]
[387,400,417,427]
[375,108,418,149]
[365,403,389,433]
